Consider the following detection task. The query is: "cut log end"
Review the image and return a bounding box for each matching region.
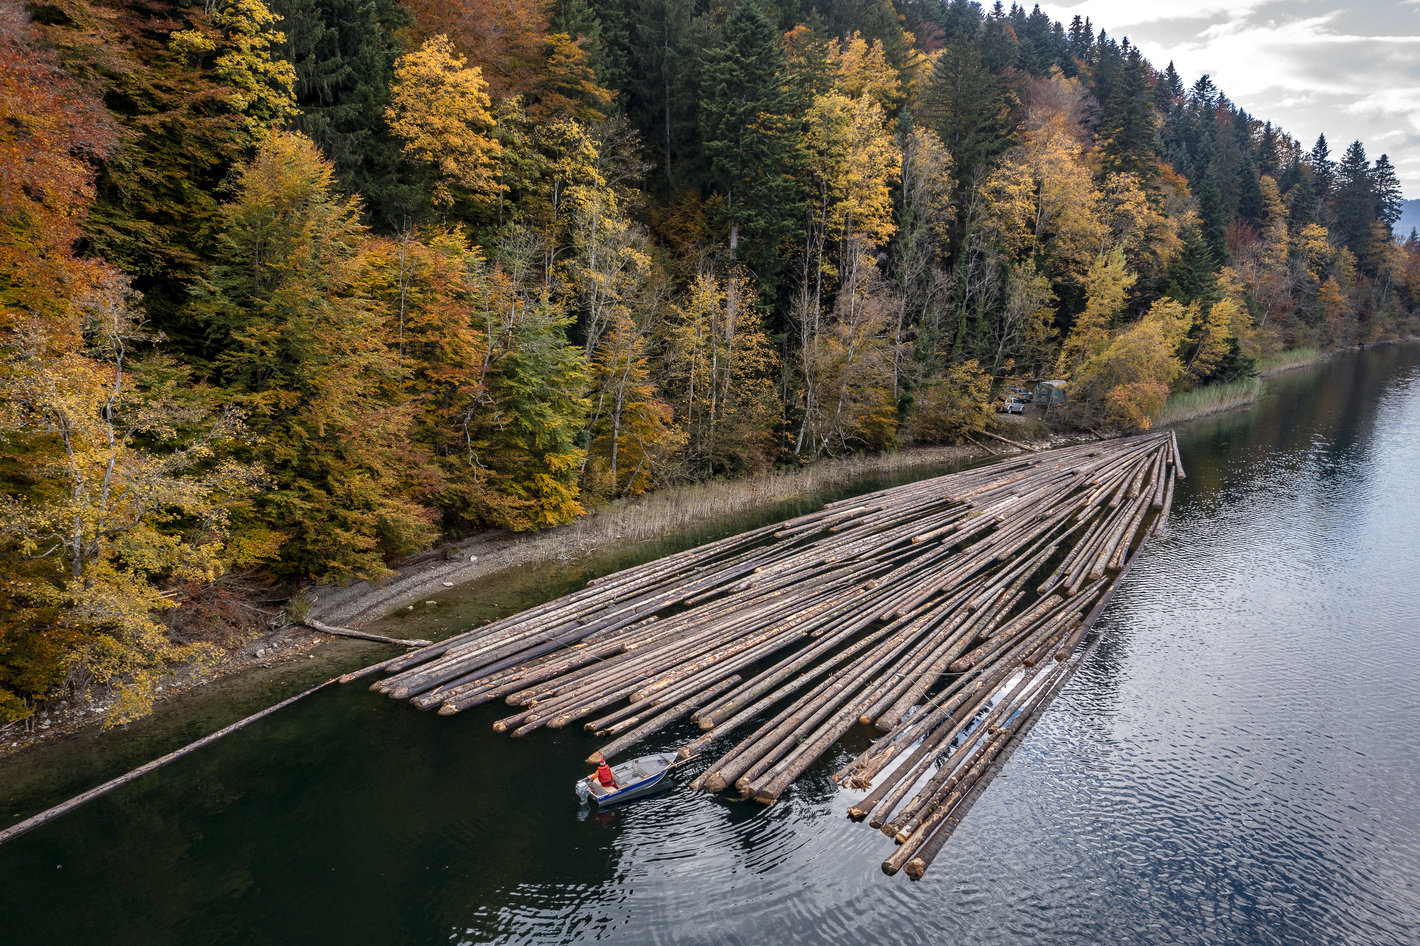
[905,858,928,880]
[703,773,728,793]
[586,752,605,765]
[847,806,867,821]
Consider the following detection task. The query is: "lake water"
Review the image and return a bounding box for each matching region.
[4,345,1420,945]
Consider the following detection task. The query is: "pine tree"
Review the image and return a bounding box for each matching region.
[463,290,590,529]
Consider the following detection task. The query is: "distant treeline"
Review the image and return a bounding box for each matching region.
[2,0,1417,721]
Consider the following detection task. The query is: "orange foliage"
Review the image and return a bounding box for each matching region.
[399,0,609,120]
[0,8,115,335]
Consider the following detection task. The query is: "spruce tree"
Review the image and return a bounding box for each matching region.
[919,37,1017,187]
[1372,154,1404,233]
[1166,225,1220,305]
[698,1,803,282]
[1096,42,1159,179]
[1308,133,1335,198]
[270,0,420,230]
[1332,139,1375,258]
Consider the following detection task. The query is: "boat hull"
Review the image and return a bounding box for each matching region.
[583,752,680,806]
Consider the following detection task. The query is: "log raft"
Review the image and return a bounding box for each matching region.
[360,433,1181,879]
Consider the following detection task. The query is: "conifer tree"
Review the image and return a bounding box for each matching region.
[698,1,802,279]
[463,286,590,529]
[1372,154,1404,235]
[269,0,421,229]
[195,131,436,581]
[1332,140,1376,260]
[918,38,1017,187]
[1308,134,1335,200]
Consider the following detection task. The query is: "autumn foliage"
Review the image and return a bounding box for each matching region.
[2,0,1418,722]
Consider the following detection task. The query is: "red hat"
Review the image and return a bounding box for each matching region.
[597,759,610,769]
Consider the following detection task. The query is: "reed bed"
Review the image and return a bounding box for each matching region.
[1258,346,1324,376]
[1156,376,1263,426]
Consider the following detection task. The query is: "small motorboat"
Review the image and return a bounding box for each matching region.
[580,752,681,806]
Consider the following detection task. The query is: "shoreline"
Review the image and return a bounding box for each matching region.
[3,440,1024,760]
[11,339,1406,761]
[1158,340,1418,429]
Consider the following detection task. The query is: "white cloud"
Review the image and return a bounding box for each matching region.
[1037,0,1274,30]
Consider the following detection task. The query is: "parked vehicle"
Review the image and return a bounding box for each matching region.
[998,397,1026,414]
[1034,379,1067,406]
[1008,385,1034,402]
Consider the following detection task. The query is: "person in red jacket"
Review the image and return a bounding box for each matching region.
[592,759,618,790]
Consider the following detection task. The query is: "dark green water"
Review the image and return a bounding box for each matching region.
[4,345,1420,945]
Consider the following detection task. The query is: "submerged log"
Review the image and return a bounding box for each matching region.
[301,618,431,648]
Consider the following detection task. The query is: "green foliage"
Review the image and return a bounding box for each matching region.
[460,277,590,530]
[270,0,421,230]
[195,131,437,581]
[918,38,1017,187]
[697,1,804,280]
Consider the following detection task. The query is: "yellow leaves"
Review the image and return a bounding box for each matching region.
[172,0,297,135]
[1056,247,1137,379]
[387,35,502,209]
[979,104,1106,282]
[1184,296,1241,386]
[1105,380,1170,431]
[1070,296,1188,430]
[903,359,994,445]
[805,91,901,252]
[830,33,903,113]
[1298,223,1342,283]
[1099,172,1179,284]
[662,271,778,472]
[979,154,1038,259]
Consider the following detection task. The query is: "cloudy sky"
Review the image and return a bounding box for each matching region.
[1035,1,1420,196]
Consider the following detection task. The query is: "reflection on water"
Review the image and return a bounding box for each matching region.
[4,346,1420,945]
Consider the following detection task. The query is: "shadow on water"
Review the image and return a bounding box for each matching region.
[5,345,1420,946]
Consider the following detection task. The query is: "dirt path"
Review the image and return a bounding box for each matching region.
[305,442,1015,630]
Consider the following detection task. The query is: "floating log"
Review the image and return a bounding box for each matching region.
[350,432,1181,880]
[301,618,431,648]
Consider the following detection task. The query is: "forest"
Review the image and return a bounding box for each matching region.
[2,0,1418,724]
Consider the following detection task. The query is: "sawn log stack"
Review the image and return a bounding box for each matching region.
[362,432,1182,878]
